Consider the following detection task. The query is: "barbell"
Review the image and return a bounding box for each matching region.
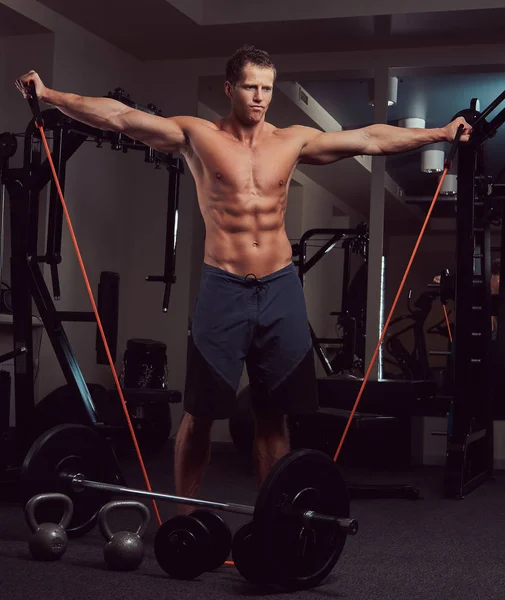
[20,423,358,589]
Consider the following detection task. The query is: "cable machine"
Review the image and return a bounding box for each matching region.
[444,92,505,497]
[0,88,183,481]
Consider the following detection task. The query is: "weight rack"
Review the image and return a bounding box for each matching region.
[444,92,505,497]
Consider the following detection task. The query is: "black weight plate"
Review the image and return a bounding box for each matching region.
[20,424,122,537]
[31,383,109,438]
[189,509,232,570]
[154,515,212,580]
[254,449,349,590]
[232,521,275,585]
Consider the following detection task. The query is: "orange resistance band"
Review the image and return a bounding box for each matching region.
[36,122,163,527]
[442,304,453,343]
[333,167,449,462]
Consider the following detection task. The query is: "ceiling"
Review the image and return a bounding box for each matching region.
[32,1,505,61]
[0,4,49,37]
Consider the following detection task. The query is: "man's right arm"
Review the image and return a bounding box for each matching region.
[16,71,190,154]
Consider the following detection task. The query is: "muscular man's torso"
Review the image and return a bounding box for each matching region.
[181,118,306,278]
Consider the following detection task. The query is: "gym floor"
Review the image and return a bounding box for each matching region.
[1,446,505,600]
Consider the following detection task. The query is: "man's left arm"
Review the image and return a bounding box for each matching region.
[298,117,472,165]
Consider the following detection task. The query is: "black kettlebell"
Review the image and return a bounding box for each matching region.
[25,493,73,561]
[98,500,151,571]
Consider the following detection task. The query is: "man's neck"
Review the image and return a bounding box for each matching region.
[220,112,269,146]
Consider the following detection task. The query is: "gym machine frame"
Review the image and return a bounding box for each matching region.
[0,88,183,468]
[292,224,424,500]
[444,91,505,498]
[383,289,440,381]
[293,223,369,376]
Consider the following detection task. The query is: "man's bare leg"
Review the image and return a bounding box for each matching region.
[253,410,290,486]
[174,411,213,514]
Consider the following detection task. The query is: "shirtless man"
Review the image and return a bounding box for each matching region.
[17,45,471,509]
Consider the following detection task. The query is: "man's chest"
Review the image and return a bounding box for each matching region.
[190,129,301,191]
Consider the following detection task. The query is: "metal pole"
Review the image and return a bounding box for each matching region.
[0,182,5,285]
[67,474,357,533]
[364,67,388,379]
[70,474,255,516]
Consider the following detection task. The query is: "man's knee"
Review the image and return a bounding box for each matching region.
[254,410,287,437]
[180,411,214,437]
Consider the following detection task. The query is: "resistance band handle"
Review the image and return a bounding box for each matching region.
[444,124,465,169]
[26,81,43,127]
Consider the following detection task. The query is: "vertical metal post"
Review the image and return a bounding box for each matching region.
[341,242,351,315]
[7,175,36,440]
[0,181,5,286]
[444,136,493,497]
[496,204,505,368]
[364,68,388,379]
[44,127,67,300]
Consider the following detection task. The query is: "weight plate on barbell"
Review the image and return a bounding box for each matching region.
[231,521,275,585]
[189,509,232,570]
[253,449,350,590]
[154,514,212,580]
[20,424,123,537]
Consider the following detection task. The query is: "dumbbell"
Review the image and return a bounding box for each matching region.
[25,493,73,561]
[98,500,151,571]
[154,509,232,579]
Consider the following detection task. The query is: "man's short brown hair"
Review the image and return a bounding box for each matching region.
[225,45,276,86]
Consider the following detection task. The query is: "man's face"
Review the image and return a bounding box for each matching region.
[226,63,274,125]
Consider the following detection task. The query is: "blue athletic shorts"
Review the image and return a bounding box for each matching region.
[184,262,319,419]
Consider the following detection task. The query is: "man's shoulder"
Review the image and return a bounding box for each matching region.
[170,115,219,132]
[272,124,321,140]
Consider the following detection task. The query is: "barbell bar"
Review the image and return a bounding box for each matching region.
[66,472,357,535]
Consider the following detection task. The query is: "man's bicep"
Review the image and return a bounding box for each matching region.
[117,111,189,153]
[299,129,370,165]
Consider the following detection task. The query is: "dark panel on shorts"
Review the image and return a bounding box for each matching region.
[249,347,319,415]
[184,334,238,419]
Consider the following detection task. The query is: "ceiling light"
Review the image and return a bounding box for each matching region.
[439,174,457,195]
[398,118,426,129]
[368,77,398,107]
[421,149,445,174]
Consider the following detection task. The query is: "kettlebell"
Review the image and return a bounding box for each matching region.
[25,493,73,561]
[98,500,151,571]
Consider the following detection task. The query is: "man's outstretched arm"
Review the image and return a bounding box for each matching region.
[15,70,190,154]
[298,117,472,165]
